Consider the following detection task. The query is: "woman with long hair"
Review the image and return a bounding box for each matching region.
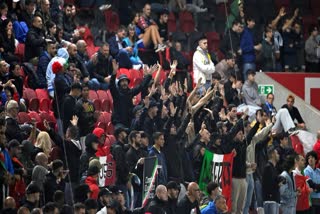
[123,24,143,66]
[0,19,19,63]
[32,131,52,160]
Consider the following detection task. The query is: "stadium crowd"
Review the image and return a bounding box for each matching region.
[0,0,319,213]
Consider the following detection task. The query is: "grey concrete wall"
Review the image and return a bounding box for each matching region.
[255,72,320,134]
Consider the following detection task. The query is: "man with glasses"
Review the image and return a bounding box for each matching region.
[177,182,201,214]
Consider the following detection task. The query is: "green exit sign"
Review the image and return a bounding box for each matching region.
[258,84,274,95]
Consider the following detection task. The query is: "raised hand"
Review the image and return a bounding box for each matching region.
[112,59,119,75]
[70,115,79,126]
[43,119,50,130]
[279,7,286,17]
[169,102,177,117]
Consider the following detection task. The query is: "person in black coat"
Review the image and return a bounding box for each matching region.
[262,146,284,204]
[61,82,82,133]
[45,116,82,186]
[125,130,148,207]
[145,185,168,214]
[9,62,24,98]
[110,61,153,129]
[74,83,96,137]
[86,44,113,90]
[43,160,67,203]
[24,15,46,62]
[79,134,99,177]
[166,181,180,214]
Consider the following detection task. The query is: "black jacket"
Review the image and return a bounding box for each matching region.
[88,52,113,83]
[220,29,241,55]
[262,161,281,203]
[74,98,95,136]
[177,195,201,214]
[110,74,152,128]
[44,172,66,203]
[68,55,90,78]
[5,117,27,143]
[24,26,46,61]
[166,197,178,214]
[111,141,130,185]
[48,128,82,183]
[62,94,77,133]
[145,196,167,214]
[231,120,259,178]
[125,145,147,187]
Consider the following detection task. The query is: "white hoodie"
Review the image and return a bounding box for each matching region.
[192,46,215,84]
[46,48,69,97]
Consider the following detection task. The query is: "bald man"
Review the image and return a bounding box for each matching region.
[35,152,48,168]
[68,43,90,83]
[177,182,201,214]
[145,185,168,214]
[4,196,16,209]
[313,130,320,160]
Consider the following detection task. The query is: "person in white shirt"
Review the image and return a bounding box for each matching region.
[193,36,215,89]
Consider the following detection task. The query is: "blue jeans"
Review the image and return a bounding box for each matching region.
[244,173,255,214]
[264,201,280,214]
[242,63,256,81]
[255,179,264,208]
[88,78,109,90]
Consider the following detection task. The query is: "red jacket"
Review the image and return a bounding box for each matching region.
[295,174,311,211]
[85,176,99,199]
[313,140,320,160]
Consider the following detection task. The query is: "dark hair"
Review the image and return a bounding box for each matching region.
[32,15,42,23]
[46,21,56,30]
[84,199,98,210]
[265,26,273,33]
[42,202,58,214]
[267,145,277,159]
[232,19,241,26]
[64,3,73,8]
[71,82,82,91]
[276,132,288,142]
[212,72,221,81]
[9,61,20,73]
[266,93,274,99]
[140,132,149,139]
[282,154,297,172]
[117,25,127,33]
[67,125,79,140]
[246,16,255,24]
[74,202,85,211]
[129,130,140,144]
[81,82,89,90]
[0,2,8,10]
[309,24,318,35]
[207,181,219,195]
[227,104,236,112]
[153,132,164,141]
[306,151,318,162]
[53,190,64,203]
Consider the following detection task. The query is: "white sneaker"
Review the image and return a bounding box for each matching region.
[155,44,166,52]
[198,8,208,12]
[99,4,112,11]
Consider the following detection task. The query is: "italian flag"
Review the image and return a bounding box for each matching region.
[199,150,234,210]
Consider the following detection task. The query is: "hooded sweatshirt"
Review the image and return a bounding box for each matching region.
[46,48,69,97]
[192,46,215,84]
[242,80,261,106]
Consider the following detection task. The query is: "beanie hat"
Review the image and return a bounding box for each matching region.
[52,58,67,74]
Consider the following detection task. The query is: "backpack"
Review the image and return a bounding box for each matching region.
[13,21,29,43]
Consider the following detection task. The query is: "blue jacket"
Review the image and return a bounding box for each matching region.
[279,171,297,209]
[240,27,255,63]
[149,146,168,185]
[201,201,221,214]
[37,51,51,88]
[108,35,128,58]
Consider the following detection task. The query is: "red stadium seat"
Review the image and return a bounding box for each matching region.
[97,111,112,124]
[206,31,220,52]
[17,112,31,124]
[93,99,102,112]
[106,122,114,135]
[15,43,25,62]
[97,90,113,112]
[23,88,40,112]
[89,90,99,100]
[168,12,177,33]
[35,89,51,112]
[179,11,195,33]
[104,10,120,33]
